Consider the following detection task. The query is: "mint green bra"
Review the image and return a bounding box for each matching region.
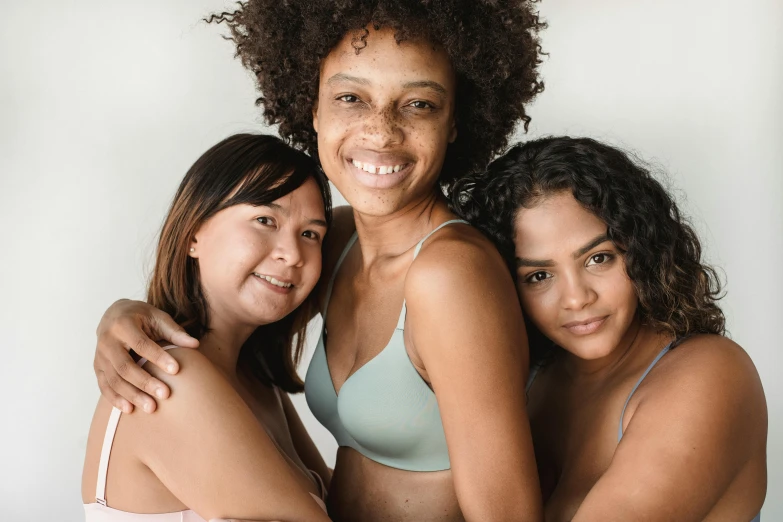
[304,219,468,471]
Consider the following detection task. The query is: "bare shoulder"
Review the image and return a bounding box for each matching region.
[646,334,763,396]
[629,334,767,443]
[406,221,510,294]
[135,348,241,425]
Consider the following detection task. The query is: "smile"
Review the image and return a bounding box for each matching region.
[253,273,293,289]
[351,159,407,175]
[562,316,608,336]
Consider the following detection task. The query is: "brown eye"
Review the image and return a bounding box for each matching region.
[586,252,614,266]
[338,94,359,103]
[256,216,275,227]
[409,100,433,109]
[525,271,552,284]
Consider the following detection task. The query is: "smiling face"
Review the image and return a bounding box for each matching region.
[189,177,327,329]
[312,26,458,216]
[513,192,639,360]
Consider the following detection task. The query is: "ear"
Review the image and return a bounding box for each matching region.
[448,116,457,144]
[188,237,199,259]
[312,99,320,134]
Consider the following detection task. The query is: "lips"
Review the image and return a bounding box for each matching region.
[252,273,295,294]
[562,316,608,335]
[345,156,412,189]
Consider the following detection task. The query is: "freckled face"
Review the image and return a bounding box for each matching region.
[189,178,327,328]
[312,26,458,216]
[513,192,639,360]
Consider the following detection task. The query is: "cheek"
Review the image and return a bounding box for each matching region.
[204,231,265,283]
[518,285,559,332]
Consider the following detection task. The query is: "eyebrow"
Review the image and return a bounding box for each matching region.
[263,203,328,228]
[402,80,447,95]
[515,233,611,268]
[326,74,447,96]
[326,73,372,86]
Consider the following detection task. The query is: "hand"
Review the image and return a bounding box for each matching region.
[94,299,199,413]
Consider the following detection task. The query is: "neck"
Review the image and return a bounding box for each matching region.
[352,191,454,265]
[198,311,258,379]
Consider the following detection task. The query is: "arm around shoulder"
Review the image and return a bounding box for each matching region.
[126,348,330,521]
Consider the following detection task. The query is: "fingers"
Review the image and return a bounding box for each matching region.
[104,360,160,413]
[96,368,133,413]
[106,342,170,407]
[151,310,199,351]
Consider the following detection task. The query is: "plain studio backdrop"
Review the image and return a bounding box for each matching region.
[1,0,781,519]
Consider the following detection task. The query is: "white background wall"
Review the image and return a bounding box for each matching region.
[0,1,780,520]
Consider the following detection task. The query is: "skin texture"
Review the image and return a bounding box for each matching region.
[83,180,331,520]
[516,193,767,522]
[93,27,543,522]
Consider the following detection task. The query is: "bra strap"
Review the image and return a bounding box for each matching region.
[95,345,179,505]
[95,408,122,505]
[617,343,673,442]
[397,219,469,330]
[412,219,469,258]
[323,232,358,322]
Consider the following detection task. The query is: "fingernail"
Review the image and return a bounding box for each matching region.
[144,402,154,413]
[123,404,132,414]
[155,388,166,399]
[166,363,177,373]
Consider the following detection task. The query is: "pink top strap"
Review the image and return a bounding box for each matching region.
[95,345,179,505]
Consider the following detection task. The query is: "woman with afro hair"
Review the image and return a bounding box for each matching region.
[456,136,767,521]
[91,1,546,520]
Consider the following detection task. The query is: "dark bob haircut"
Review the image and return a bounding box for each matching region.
[454,136,725,362]
[148,133,332,393]
[208,0,545,192]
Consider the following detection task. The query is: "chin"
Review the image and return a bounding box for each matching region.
[561,336,619,361]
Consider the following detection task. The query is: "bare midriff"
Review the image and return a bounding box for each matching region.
[327,448,465,522]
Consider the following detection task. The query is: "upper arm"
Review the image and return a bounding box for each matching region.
[406,233,542,521]
[574,337,767,522]
[128,349,329,521]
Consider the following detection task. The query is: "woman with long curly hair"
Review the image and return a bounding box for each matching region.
[89,1,546,520]
[456,136,767,522]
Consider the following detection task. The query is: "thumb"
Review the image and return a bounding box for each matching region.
[151,311,199,348]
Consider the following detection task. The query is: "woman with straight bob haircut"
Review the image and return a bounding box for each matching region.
[456,136,767,522]
[82,133,334,521]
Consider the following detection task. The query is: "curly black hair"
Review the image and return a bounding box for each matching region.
[454,136,726,362]
[208,0,545,192]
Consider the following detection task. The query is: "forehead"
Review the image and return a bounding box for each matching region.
[271,177,325,213]
[513,192,607,253]
[319,26,455,88]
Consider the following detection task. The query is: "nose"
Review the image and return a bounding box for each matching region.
[559,271,597,311]
[362,104,404,148]
[272,232,304,268]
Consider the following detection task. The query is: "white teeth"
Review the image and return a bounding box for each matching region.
[254,273,292,288]
[351,159,405,175]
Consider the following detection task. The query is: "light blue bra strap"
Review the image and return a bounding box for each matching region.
[397,219,469,330]
[412,219,469,258]
[526,364,541,395]
[323,232,358,322]
[618,343,672,442]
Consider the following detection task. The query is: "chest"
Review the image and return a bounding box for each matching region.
[235,379,306,470]
[324,256,412,390]
[528,376,630,521]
